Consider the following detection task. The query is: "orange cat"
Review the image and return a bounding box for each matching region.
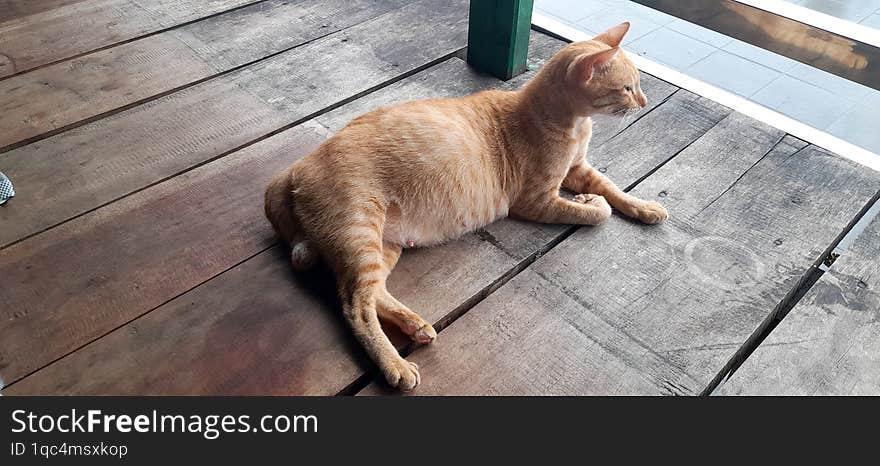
[265,23,666,391]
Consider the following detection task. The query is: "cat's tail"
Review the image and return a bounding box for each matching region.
[265,168,320,271]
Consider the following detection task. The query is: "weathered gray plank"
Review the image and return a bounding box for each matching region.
[0,0,259,78]
[363,268,704,395]
[361,115,880,394]
[0,0,468,249]
[2,35,691,395]
[718,202,880,395]
[0,0,405,150]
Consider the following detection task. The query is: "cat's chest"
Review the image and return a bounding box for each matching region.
[566,117,593,161]
[568,117,592,141]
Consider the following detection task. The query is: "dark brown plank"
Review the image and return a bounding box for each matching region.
[361,119,880,395]
[0,0,259,78]
[718,201,880,395]
[0,0,468,249]
[2,34,687,395]
[0,0,405,151]
[0,0,469,388]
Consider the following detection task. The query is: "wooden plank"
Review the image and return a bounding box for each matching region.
[0,0,469,249]
[718,203,880,395]
[0,0,88,23]
[0,0,406,151]
[466,0,534,79]
[0,0,259,78]
[361,118,880,394]
[1,34,685,395]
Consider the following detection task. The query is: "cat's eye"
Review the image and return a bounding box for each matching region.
[624,85,633,92]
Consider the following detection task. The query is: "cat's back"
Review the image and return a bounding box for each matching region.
[347,89,514,136]
[297,89,516,171]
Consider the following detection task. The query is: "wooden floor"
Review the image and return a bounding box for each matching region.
[1,0,878,396]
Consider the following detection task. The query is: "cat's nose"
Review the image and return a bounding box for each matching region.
[637,91,647,108]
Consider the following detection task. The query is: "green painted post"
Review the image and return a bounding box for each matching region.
[466,0,534,80]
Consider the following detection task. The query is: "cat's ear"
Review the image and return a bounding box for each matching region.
[570,47,620,82]
[593,22,630,48]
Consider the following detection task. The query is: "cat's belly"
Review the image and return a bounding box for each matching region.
[384,196,510,248]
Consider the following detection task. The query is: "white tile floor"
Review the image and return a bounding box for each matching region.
[628,28,717,68]
[534,0,880,155]
[792,0,880,22]
[687,51,778,97]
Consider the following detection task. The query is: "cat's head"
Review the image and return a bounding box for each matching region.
[559,23,647,116]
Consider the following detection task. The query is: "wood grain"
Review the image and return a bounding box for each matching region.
[0,0,468,249]
[0,0,259,78]
[0,0,405,151]
[361,114,880,394]
[3,36,693,395]
[718,203,880,395]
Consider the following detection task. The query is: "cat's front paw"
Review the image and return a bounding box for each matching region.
[635,201,668,224]
[574,194,612,223]
[383,358,421,392]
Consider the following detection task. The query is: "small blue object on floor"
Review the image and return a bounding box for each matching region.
[0,171,14,205]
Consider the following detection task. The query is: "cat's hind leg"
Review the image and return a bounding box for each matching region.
[329,212,421,391]
[378,293,436,344]
[376,242,436,344]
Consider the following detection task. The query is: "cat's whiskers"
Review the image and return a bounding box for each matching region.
[607,107,635,132]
